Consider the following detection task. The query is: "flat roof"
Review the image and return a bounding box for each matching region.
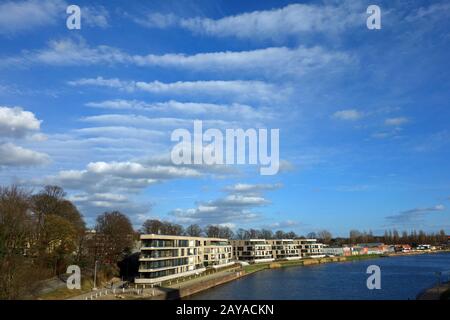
[140,234,228,242]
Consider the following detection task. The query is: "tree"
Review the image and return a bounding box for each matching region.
[218,226,234,239]
[235,228,250,240]
[41,214,78,275]
[285,231,298,239]
[274,230,285,239]
[95,211,134,264]
[185,224,202,237]
[317,230,332,244]
[205,225,220,238]
[260,229,273,240]
[31,186,86,264]
[141,219,164,234]
[0,186,44,299]
[349,230,361,244]
[307,232,317,239]
[141,220,184,235]
[164,222,184,236]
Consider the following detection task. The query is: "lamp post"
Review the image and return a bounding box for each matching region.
[93,260,99,290]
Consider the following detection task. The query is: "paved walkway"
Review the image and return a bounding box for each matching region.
[67,267,242,300]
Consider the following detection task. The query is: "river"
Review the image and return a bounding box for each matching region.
[188,252,450,300]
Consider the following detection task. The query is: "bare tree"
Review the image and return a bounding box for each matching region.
[317,230,332,244]
[185,224,202,237]
[95,211,134,264]
[204,225,220,238]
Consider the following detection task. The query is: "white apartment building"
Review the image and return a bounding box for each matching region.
[135,234,233,284]
[267,239,301,260]
[294,239,325,258]
[231,239,274,263]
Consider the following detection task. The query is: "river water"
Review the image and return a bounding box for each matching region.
[188,253,450,300]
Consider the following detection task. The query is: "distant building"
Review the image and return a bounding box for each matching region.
[355,243,390,255]
[322,246,344,256]
[395,244,412,252]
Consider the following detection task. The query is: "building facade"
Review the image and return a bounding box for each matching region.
[135,234,232,284]
[322,246,344,256]
[267,239,301,260]
[294,239,324,258]
[231,239,274,263]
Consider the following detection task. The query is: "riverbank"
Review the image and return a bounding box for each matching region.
[65,250,449,300]
[417,281,450,300]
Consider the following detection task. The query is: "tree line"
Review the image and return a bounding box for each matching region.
[0,185,136,299]
[1,184,448,299]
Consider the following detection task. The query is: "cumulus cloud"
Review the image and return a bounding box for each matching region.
[0,0,64,35]
[332,109,364,121]
[386,204,446,224]
[0,142,50,166]
[132,2,364,40]
[68,192,151,225]
[169,181,281,225]
[0,106,41,138]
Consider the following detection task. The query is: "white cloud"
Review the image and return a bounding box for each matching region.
[133,2,364,40]
[0,106,41,138]
[169,181,280,225]
[131,45,352,77]
[333,109,364,121]
[0,1,109,36]
[0,142,50,166]
[85,99,272,122]
[0,0,64,35]
[69,77,287,104]
[4,38,351,78]
[384,117,409,126]
[81,5,110,28]
[225,183,282,193]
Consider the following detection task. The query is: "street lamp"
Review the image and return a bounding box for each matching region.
[93,260,99,290]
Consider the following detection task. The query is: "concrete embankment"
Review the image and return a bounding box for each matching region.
[164,271,246,299]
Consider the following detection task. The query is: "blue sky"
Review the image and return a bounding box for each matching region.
[0,0,449,236]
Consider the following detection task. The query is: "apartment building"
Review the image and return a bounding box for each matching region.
[204,238,234,268]
[135,234,232,284]
[294,239,324,258]
[231,239,274,263]
[267,239,301,260]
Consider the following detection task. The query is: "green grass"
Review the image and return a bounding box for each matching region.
[342,254,382,261]
[277,260,305,268]
[243,263,269,274]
